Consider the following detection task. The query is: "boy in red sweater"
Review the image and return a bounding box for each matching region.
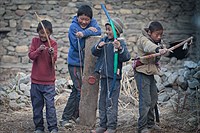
[28,20,58,133]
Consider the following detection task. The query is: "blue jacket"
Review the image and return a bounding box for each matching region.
[67,16,101,66]
[91,37,131,79]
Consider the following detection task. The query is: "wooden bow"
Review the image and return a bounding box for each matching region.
[35,12,54,67]
[133,36,193,60]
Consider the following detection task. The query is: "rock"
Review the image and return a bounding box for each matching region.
[154,75,162,83]
[6,46,15,51]
[119,9,132,14]
[1,55,19,63]
[15,10,26,16]
[18,5,31,10]
[21,56,30,64]
[19,83,27,92]
[15,45,29,53]
[60,47,69,54]
[178,68,185,76]
[0,8,5,16]
[9,19,17,28]
[61,7,77,14]
[60,68,68,74]
[9,100,26,111]
[17,95,29,104]
[67,2,76,7]
[55,78,68,94]
[18,73,31,84]
[170,57,177,65]
[158,92,170,102]
[176,76,188,90]
[187,78,200,89]
[9,100,21,111]
[8,92,20,100]
[193,71,200,79]
[157,83,165,91]
[160,56,171,62]
[24,86,30,97]
[22,19,31,30]
[54,92,69,106]
[163,71,172,77]
[184,61,198,69]
[183,70,191,79]
[161,67,168,72]
[168,72,178,84]
[0,21,8,28]
[1,38,10,46]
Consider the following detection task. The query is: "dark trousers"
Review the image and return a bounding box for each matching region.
[30,83,58,132]
[62,65,82,121]
[99,78,120,130]
[134,71,158,131]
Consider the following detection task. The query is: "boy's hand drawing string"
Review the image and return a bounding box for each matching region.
[35,12,55,67]
[132,36,193,60]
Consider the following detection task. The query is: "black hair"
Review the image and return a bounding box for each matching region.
[36,20,53,33]
[148,21,163,32]
[77,5,93,19]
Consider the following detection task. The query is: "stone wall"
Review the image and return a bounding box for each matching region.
[0,0,198,81]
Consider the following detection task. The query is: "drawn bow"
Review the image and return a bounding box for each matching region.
[35,12,55,68]
[101,4,118,98]
[132,36,193,60]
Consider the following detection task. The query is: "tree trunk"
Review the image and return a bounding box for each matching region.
[79,36,101,127]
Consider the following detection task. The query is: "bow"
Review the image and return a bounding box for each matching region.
[132,36,193,60]
[35,12,55,67]
[101,4,118,98]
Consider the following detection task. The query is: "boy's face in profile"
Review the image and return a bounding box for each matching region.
[105,24,114,39]
[148,30,163,43]
[38,28,51,42]
[78,14,91,29]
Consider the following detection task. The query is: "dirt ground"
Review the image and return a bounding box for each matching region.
[0,102,198,133]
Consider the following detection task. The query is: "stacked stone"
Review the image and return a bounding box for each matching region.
[0,72,70,111]
[154,57,200,130]
[0,0,197,81]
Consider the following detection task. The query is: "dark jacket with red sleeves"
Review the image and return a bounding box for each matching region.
[91,36,131,80]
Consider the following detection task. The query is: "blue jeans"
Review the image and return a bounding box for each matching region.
[62,65,82,121]
[30,83,58,132]
[99,78,120,130]
[134,71,158,131]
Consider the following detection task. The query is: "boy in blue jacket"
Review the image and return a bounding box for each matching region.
[91,18,131,133]
[60,5,101,127]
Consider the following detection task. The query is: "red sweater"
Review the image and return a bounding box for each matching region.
[28,37,57,85]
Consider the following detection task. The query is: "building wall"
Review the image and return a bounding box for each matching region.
[0,0,198,81]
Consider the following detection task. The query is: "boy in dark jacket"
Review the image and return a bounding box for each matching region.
[135,21,168,133]
[28,20,58,133]
[91,18,131,133]
[60,4,101,127]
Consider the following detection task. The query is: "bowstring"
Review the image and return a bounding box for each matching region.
[77,37,83,78]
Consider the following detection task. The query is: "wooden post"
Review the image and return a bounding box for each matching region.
[79,36,101,127]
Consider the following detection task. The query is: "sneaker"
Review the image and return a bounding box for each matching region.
[75,117,80,124]
[148,124,161,130]
[140,128,150,133]
[104,129,116,133]
[60,120,73,128]
[91,127,106,133]
[50,129,58,133]
[72,116,80,124]
[34,130,45,133]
